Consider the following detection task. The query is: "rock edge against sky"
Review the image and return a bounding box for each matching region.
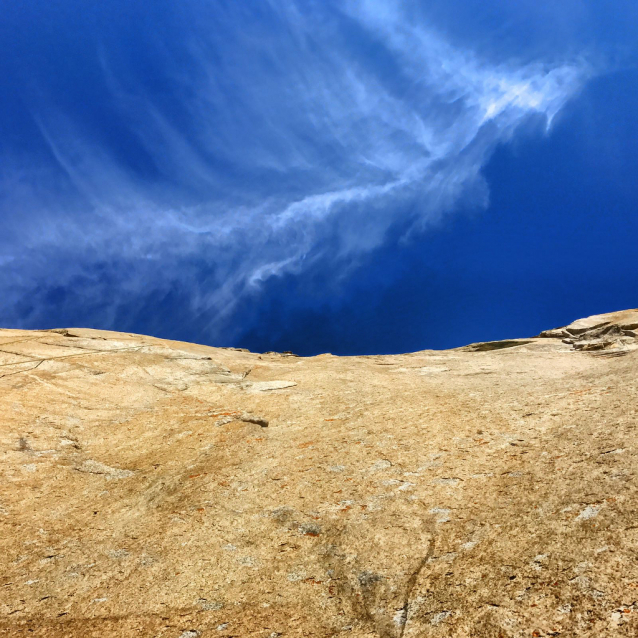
[1,309,637,637]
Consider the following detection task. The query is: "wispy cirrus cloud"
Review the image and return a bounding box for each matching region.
[0,0,592,341]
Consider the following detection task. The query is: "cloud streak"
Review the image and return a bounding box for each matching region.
[0,0,591,341]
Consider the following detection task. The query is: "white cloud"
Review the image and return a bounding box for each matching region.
[0,0,590,338]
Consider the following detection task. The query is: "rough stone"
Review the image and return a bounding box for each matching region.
[1,310,637,636]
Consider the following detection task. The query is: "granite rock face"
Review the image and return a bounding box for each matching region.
[1,310,637,637]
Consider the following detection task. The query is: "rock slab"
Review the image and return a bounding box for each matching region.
[1,311,638,637]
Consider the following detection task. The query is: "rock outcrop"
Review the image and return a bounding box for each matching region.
[1,310,637,637]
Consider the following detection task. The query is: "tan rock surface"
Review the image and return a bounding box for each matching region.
[1,311,637,637]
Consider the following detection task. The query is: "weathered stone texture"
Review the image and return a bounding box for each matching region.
[1,310,637,636]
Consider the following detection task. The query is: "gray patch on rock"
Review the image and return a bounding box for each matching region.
[429,508,451,523]
[430,610,452,625]
[432,477,461,486]
[298,523,322,536]
[358,571,383,588]
[370,459,392,472]
[76,460,134,479]
[241,380,297,392]
[270,507,295,524]
[198,598,224,611]
[576,505,601,521]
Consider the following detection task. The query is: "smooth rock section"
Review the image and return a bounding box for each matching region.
[1,311,637,637]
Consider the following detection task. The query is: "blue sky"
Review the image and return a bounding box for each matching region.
[1,0,637,354]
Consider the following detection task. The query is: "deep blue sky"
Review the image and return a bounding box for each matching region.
[1,1,637,354]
